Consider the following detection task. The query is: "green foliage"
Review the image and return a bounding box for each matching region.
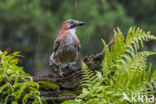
[0,49,42,104]
[0,0,134,73]
[62,27,156,104]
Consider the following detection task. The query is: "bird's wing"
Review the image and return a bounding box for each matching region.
[73,35,81,52]
[53,38,61,52]
[78,41,80,52]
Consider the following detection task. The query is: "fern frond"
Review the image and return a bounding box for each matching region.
[80,61,97,87]
[109,27,156,72]
[118,51,156,72]
[125,27,156,53]
[110,30,126,61]
[102,39,113,77]
[129,51,156,70]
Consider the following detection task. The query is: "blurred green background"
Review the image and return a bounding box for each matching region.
[0,0,155,75]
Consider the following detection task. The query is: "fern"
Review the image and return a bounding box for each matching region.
[79,62,104,100]
[62,27,156,104]
[0,49,42,104]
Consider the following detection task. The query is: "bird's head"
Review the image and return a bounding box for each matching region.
[60,19,86,31]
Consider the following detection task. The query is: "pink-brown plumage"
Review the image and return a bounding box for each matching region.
[49,19,85,77]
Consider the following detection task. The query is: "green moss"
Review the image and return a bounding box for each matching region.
[59,91,77,97]
[38,80,59,90]
[59,88,82,97]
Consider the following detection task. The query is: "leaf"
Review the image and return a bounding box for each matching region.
[0,50,42,104]
[11,101,18,104]
[0,83,10,93]
[62,100,81,104]
[151,70,156,82]
[22,92,33,104]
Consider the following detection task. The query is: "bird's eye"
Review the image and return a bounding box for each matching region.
[69,20,74,24]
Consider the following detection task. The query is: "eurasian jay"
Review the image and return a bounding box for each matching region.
[49,19,85,77]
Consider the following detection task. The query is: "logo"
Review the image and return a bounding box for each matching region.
[122,93,154,103]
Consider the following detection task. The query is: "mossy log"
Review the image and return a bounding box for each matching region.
[31,38,116,104]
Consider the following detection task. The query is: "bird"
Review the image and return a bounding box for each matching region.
[49,19,85,77]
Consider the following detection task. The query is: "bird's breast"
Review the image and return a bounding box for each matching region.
[62,34,78,49]
[53,34,79,65]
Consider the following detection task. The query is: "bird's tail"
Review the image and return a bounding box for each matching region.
[49,53,58,72]
[49,53,54,65]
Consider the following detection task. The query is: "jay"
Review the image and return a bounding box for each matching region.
[49,19,85,77]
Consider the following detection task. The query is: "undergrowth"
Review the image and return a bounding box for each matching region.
[0,49,42,104]
[62,27,156,104]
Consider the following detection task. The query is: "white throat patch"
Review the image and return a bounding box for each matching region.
[69,28,76,35]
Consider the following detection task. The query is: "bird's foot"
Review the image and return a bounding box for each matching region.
[59,67,66,78]
[59,71,65,78]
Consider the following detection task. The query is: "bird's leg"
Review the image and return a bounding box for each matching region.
[58,66,65,78]
[68,63,77,72]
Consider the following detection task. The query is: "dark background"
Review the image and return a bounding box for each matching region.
[0,0,155,75]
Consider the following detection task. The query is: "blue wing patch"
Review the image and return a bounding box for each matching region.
[53,39,60,52]
[53,45,57,52]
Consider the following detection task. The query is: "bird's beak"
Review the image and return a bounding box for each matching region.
[76,21,86,26]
